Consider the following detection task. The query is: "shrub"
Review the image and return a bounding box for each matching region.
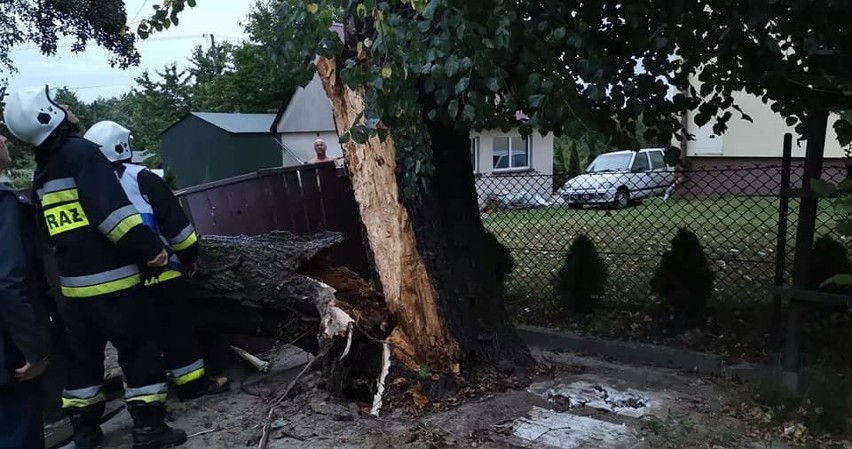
[483,230,514,285]
[555,234,608,313]
[650,228,715,327]
[807,235,852,294]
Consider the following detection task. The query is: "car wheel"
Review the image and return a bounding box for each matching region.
[568,204,583,210]
[614,188,630,209]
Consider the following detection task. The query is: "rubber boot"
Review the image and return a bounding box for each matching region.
[127,402,187,449]
[66,403,105,449]
[176,376,231,402]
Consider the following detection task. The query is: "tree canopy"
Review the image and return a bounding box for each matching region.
[257,0,852,193]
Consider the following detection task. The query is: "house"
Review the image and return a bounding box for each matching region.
[678,88,848,167]
[272,75,556,204]
[161,112,299,188]
[674,87,849,197]
[270,74,345,165]
[470,129,555,205]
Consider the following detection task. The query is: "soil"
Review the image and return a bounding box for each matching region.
[66,345,799,449]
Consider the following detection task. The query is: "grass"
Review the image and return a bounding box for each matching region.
[484,195,839,308]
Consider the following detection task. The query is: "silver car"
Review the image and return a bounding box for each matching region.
[558,148,676,209]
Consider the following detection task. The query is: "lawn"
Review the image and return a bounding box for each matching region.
[483,195,839,308]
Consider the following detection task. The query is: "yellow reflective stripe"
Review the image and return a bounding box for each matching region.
[173,366,205,386]
[143,269,182,286]
[41,188,79,207]
[43,202,90,236]
[106,214,143,242]
[61,274,141,298]
[171,231,197,251]
[126,393,168,404]
[62,393,106,409]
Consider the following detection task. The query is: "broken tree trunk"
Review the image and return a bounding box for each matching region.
[316,55,532,407]
[184,231,391,362]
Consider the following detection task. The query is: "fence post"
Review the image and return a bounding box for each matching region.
[782,110,829,390]
[770,133,793,353]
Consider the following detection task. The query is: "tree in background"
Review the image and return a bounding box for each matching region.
[567,143,581,179]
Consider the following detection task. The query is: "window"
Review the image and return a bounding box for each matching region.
[631,152,651,172]
[470,137,480,173]
[648,151,666,170]
[492,136,530,171]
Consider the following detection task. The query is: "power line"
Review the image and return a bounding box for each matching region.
[9,34,245,53]
[131,0,150,24]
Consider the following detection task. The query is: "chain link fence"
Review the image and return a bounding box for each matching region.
[478,162,848,307]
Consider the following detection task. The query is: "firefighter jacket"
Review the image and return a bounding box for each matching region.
[32,133,165,299]
[0,183,52,384]
[116,163,198,285]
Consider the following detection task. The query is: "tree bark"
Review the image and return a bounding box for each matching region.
[315,57,532,382]
[185,231,391,356]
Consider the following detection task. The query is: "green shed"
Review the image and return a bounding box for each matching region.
[161,112,300,188]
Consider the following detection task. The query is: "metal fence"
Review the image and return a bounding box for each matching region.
[477,163,848,307]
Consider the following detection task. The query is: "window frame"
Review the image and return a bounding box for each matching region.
[491,135,531,172]
[470,137,480,174]
[647,150,666,170]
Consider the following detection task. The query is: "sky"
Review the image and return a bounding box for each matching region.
[4,0,255,102]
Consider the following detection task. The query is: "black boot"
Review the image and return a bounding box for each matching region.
[67,403,105,449]
[127,402,187,449]
[176,375,231,402]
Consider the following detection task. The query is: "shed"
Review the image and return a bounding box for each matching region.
[161,112,299,188]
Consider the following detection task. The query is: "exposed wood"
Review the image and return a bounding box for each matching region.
[316,57,460,371]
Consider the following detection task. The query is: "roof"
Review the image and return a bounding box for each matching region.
[163,112,277,135]
[271,73,338,134]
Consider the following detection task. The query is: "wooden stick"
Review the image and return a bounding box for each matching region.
[230,345,270,374]
[258,344,331,449]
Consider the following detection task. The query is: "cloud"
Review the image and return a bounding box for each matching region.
[5,0,253,102]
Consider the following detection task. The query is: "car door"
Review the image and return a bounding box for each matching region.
[647,149,673,194]
[629,151,652,198]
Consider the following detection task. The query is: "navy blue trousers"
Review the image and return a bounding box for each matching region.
[0,379,44,449]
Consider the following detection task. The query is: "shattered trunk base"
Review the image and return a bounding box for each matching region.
[185,231,393,413]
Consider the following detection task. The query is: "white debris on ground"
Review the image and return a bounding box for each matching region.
[527,380,667,418]
[512,406,643,449]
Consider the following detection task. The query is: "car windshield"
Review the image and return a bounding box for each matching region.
[586,153,632,173]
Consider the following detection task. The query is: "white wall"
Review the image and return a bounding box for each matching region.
[279,131,343,165]
[470,128,554,175]
[680,88,847,159]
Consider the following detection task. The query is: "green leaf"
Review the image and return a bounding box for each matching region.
[810,179,837,197]
[187,0,196,7]
[455,77,470,95]
[377,128,389,142]
[836,219,852,236]
[462,104,476,122]
[486,78,500,92]
[528,94,545,108]
[339,131,351,144]
[694,113,711,127]
[821,274,852,288]
[553,27,566,40]
[448,99,459,119]
[350,125,369,144]
[445,55,460,77]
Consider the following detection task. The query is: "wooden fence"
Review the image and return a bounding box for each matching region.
[175,162,371,278]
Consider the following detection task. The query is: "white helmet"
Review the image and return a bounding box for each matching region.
[84,121,133,163]
[2,85,68,146]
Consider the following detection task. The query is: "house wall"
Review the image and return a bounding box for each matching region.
[470,128,556,206]
[278,131,343,165]
[679,88,847,159]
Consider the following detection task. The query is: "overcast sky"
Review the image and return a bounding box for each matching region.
[5,0,255,103]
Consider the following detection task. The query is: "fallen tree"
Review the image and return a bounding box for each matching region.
[184,231,393,406]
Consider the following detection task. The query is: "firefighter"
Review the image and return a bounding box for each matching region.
[2,86,187,449]
[84,120,230,401]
